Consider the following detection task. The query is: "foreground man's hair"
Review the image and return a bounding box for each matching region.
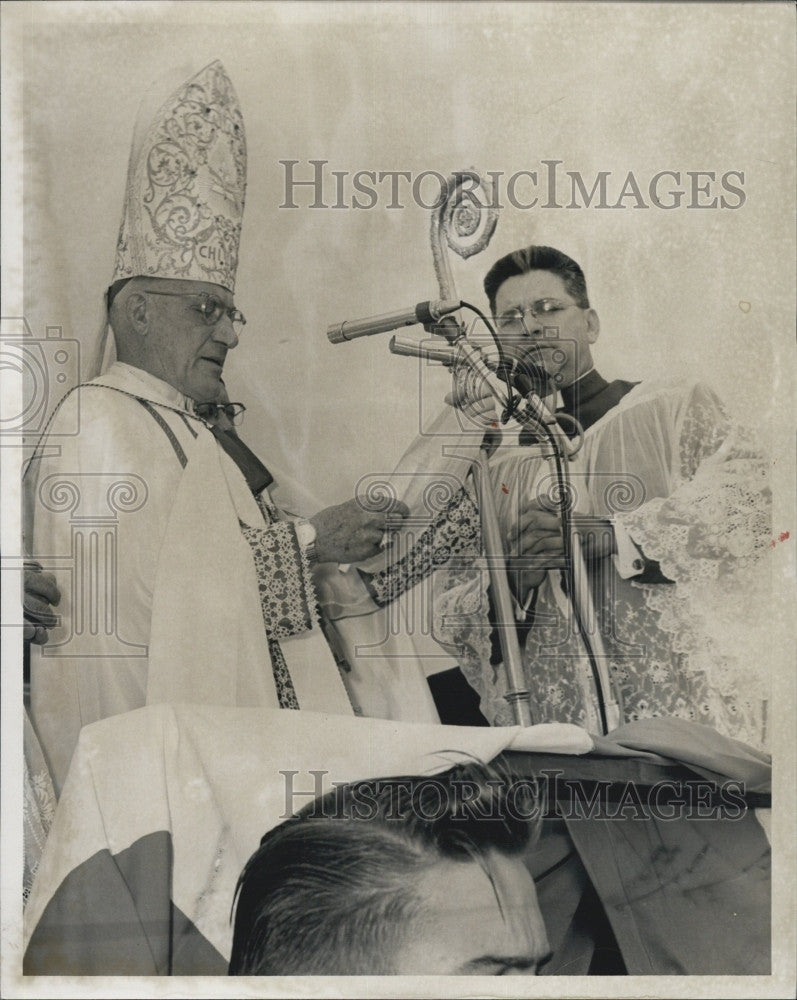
[229,759,537,975]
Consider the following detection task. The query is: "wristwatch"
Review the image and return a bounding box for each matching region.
[295,519,318,564]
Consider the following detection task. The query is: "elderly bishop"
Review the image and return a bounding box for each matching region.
[25,62,397,794]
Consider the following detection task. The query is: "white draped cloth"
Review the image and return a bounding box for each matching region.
[433,378,772,749]
[23,704,593,963]
[25,362,353,794]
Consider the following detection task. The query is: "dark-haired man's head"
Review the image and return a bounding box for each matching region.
[484,245,600,387]
[229,761,549,976]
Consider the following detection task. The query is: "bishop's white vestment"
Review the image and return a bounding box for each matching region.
[26,362,353,793]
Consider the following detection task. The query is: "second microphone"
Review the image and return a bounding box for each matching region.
[327,299,461,343]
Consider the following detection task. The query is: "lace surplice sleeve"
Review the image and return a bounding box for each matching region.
[614,382,773,745]
[615,382,772,583]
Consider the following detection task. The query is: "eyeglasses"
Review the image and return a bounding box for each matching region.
[496,298,576,333]
[144,290,247,334]
[193,401,247,426]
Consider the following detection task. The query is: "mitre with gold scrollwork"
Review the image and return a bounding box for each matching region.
[112,60,246,293]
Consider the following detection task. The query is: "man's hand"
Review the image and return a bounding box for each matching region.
[507,501,565,598]
[310,499,409,564]
[23,562,61,646]
[444,364,499,429]
[506,504,617,602]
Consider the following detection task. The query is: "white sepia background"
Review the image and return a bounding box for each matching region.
[2,2,795,999]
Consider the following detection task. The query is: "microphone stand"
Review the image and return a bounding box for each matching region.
[393,335,533,726]
[514,404,623,735]
[472,444,534,727]
[394,329,622,733]
[425,172,621,733]
[421,172,535,726]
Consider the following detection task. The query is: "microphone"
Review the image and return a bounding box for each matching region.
[496,357,554,400]
[496,358,580,457]
[327,299,461,344]
[389,334,458,364]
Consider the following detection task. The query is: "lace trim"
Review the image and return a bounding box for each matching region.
[267,638,300,710]
[431,565,515,728]
[435,562,770,746]
[679,389,731,479]
[614,424,772,748]
[369,488,482,607]
[240,520,318,641]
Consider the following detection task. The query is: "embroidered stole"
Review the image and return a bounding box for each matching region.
[249,493,300,710]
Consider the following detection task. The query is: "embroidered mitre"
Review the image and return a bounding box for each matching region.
[112,60,246,292]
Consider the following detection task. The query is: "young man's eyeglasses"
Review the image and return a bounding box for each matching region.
[144,290,247,334]
[194,401,247,426]
[496,298,575,333]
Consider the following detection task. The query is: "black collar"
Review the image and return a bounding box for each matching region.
[557,370,639,435]
[559,370,611,417]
